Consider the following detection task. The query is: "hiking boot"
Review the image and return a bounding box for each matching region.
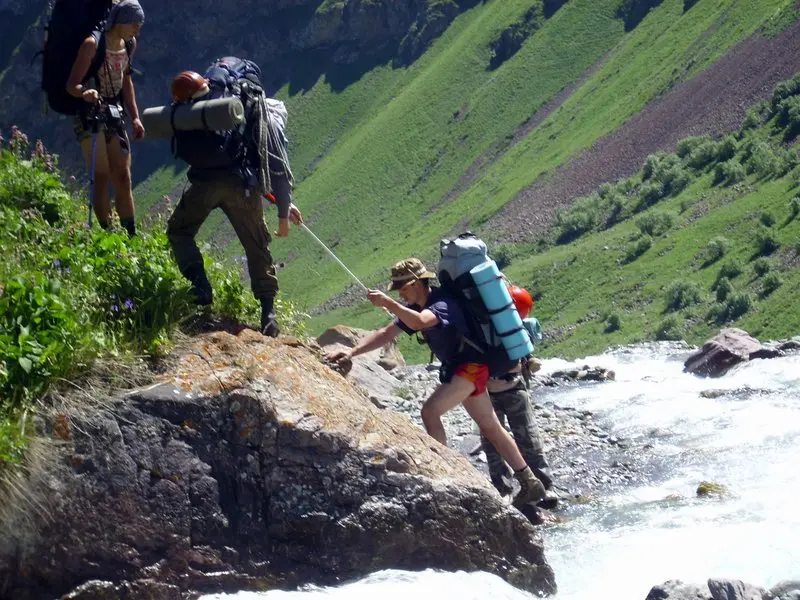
[260,296,280,338]
[185,263,213,306]
[512,466,546,509]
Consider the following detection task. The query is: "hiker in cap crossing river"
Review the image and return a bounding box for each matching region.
[479,287,557,509]
[166,59,303,337]
[65,0,146,236]
[326,258,547,509]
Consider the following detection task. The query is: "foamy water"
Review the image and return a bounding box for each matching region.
[202,343,800,600]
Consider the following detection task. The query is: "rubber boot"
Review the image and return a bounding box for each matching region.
[260,296,280,338]
[184,263,213,306]
[512,466,546,509]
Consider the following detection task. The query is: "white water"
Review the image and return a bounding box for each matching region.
[202,343,800,600]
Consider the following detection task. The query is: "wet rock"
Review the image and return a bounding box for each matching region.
[60,579,181,600]
[696,481,729,498]
[646,580,712,599]
[684,328,781,378]
[548,365,616,382]
[777,339,800,353]
[2,330,555,600]
[707,579,767,600]
[771,581,800,599]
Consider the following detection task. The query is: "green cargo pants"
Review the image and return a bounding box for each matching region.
[167,176,278,300]
[481,378,552,496]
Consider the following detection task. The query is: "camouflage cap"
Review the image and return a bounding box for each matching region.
[388,258,436,291]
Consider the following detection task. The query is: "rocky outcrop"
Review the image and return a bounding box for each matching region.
[646,578,800,600]
[0,329,556,600]
[683,328,790,377]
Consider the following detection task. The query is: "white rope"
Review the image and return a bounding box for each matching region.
[299,223,368,292]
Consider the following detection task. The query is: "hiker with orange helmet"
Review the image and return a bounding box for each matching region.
[164,58,302,337]
[481,284,558,514]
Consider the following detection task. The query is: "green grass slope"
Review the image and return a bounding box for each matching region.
[314,75,800,362]
[133,0,798,362]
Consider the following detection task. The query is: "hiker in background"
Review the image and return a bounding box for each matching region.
[482,285,558,509]
[65,0,145,236]
[325,258,547,509]
[166,59,302,337]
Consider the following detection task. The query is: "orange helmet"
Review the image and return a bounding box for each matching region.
[508,285,534,319]
[171,71,208,103]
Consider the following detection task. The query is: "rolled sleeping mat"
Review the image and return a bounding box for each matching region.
[470,260,534,361]
[141,97,245,139]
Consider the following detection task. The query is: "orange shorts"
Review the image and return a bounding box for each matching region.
[453,362,490,396]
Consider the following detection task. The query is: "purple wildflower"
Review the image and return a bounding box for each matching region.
[124,299,135,310]
[53,259,61,267]
[111,305,119,313]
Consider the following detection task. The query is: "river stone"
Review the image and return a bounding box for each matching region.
[708,579,768,600]
[0,329,554,599]
[772,581,800,599]
[684,328,779,378]
[646,580,712,599]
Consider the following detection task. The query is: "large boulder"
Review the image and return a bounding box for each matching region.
[683,328,782,378]
[645,580,712,600]
[0,329,555,600]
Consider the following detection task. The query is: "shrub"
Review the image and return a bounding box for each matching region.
[664,281,702,312]
[715,135,737,162]
[0,145,69,223]
[555,199,598,244]
[705,237,728,265]
[492,244,514,270]
[760,211,776,227]
[752,257,771,277]
[755,226,780,256]
[0,274,91,406]
[790,196,800,220]
[676,136,707,159]
[777,95,800,138]
[771,74,800,113]
[760,273,782,297]
[714,159,746,186]
[722,292,752,322]
[623,235,652,263]
[655,316,683,341]
[604,312,621,333]
[712,260,743,289]
[687,140,720,170]
[741,104,765,131]
[715,277,732,303]
[638,182,665,209]
[745,141,782,178]
[636,211,674,237]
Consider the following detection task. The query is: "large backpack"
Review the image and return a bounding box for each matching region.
[437,232,531,377]
[40,0,131,116]
[171,56,292,184]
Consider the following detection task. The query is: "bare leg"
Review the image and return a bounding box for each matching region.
[79,134,111,226]
[463,390,527,471]
[420,375,476,445]
[106,132,134,221]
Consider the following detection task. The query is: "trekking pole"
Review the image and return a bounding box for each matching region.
[299,222,368,292]
[88,129,98,228]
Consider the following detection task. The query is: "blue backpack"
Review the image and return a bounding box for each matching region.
[171,57,264,173]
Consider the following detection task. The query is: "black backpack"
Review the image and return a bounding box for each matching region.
[171,57,265,173]
[40,0,132,116]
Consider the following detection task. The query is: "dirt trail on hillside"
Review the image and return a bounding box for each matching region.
[489,19,800,242]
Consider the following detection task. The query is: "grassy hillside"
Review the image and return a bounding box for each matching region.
[130,0,799,360]
[314,74,800,362]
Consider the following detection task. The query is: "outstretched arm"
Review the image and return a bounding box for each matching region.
[326,323,402,363]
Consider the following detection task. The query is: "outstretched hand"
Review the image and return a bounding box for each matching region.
[325,348,352,364]
[288,204,303,225]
